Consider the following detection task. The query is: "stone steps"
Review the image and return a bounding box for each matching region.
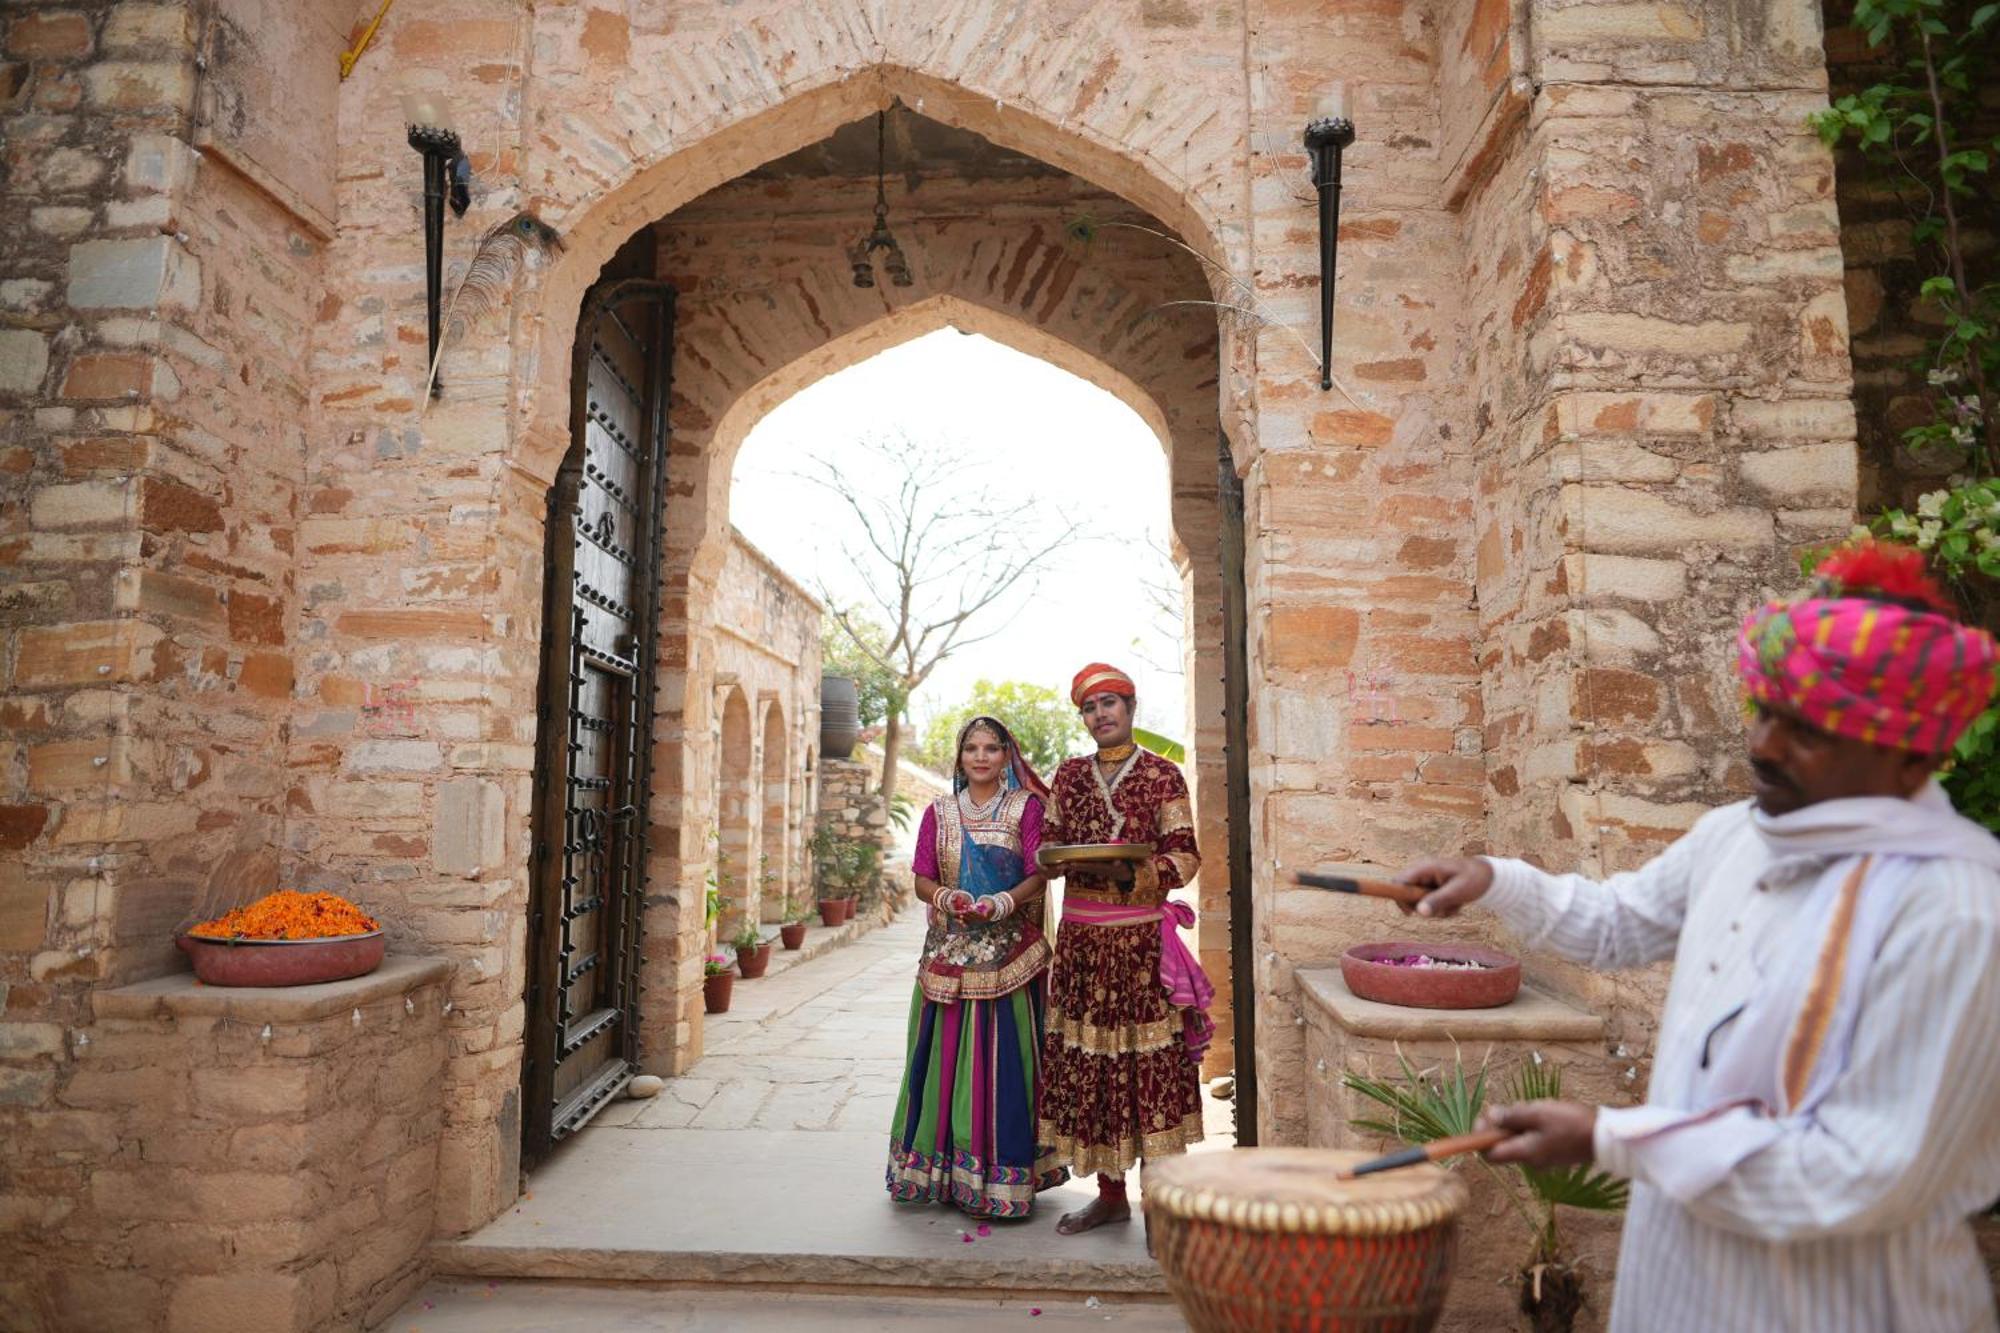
[429,1123,1168,1299]
[385,1278,1183,1330]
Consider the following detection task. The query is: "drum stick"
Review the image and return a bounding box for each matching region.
[1293,871,1429,908]
[1338,1129,1509,1180]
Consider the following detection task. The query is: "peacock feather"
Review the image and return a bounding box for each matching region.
[421,210,565,409]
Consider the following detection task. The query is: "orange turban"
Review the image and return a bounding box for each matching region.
[1070,662,1136,708]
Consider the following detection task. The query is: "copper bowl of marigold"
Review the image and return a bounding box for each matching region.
[178,891,385,988]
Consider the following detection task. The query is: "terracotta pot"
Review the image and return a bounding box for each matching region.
[703,971,734,1013]
[836,897,855,924]
[735,941,773,979]
[1341,941,1521,1010]
[818,898,843,927]
[175,932,386,988]
[780,922,807,950]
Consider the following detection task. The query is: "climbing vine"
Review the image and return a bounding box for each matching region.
[1809,0,1999,828]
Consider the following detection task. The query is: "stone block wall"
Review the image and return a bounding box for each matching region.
[812,757,893,911]
[1,1,335,1308]
[3,957,449,1332]
[1458,5,1855,1065]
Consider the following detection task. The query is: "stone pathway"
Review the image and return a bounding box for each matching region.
[592,912,922,1136]
[415,908,1234,1324]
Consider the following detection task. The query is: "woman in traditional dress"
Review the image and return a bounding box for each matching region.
[886,715,1068,1218]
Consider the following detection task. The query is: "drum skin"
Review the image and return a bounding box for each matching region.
[1144,1147,1466,1332]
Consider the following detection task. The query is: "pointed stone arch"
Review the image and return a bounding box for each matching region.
[759,698,790,921]
[636,275,1231,1087]
[510,44,1247,485]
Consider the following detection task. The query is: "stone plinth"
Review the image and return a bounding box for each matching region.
[1298,967,1625,1332]
[51,957,452,1333]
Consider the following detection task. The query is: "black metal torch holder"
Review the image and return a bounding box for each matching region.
[408,124,462,399]
[1303,117,1356,392]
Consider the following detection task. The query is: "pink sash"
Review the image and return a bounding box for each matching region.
[1061,898,1216,1062]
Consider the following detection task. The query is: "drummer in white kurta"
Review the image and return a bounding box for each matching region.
[1397,541,2000,1332]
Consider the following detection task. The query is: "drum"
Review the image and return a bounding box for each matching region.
[1143,1147,1466,1332]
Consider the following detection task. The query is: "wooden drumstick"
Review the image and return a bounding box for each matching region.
[1338,1129,1509,1180]
[1293,870,1429,907]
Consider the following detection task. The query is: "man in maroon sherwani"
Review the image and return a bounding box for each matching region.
[1038,663,1211,1235]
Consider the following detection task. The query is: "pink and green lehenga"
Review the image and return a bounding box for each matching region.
[886,783,1068,1218]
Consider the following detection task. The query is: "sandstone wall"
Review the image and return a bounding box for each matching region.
[2,2,337,1319]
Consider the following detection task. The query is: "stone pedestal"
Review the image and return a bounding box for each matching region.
[1299,968,1624,1332]
[59,957,452,1333]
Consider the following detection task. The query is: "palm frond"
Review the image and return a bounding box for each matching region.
[421,210,564,408]
[1131,727,1185,763]
[1523,1163,1630,1212]
[1342,1048,1487,1146]
[1506,1054,1563,1104]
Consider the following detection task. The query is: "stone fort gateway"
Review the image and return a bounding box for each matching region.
[0,0,1980,1329]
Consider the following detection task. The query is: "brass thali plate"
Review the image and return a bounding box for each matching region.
[1038,842,1154,867]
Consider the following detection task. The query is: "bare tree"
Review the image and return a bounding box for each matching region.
[1127,532,1188,684]
[808,434,1080,799]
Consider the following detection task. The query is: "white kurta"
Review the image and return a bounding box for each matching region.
[1484,794,2000,1333]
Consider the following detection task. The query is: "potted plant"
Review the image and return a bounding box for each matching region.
[705,833,730,951]
[835,838,881,922]
[1344,1052,1627,1333]
[702,952,734,1014]
[732,920,773,979]
[811,825,847,925]
[780,903,810,951]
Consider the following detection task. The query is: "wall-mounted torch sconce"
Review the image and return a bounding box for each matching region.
[404,93,471,399]
[1303,117,1355,392]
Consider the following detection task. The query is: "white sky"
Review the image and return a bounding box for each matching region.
[729,330,1189,739]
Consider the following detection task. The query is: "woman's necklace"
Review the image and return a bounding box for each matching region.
[958,784,1004,821]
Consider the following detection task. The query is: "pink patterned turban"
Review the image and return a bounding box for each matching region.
[1738,541,1999,755]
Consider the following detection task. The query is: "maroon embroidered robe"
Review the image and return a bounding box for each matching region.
[1036,747,1204,1174]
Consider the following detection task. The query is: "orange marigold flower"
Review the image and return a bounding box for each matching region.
[190,890,379,941]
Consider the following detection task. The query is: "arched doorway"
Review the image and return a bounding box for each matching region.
[495,53,1255,1228]
[759,701,789,922]
[716,686,755,937]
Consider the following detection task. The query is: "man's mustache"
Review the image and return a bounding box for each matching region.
[1750,758,1796,791]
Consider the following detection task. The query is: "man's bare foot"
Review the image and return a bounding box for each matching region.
[1055,1194,1132,1235]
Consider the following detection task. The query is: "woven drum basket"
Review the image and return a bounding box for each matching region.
[1144,1147,1467,1332]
